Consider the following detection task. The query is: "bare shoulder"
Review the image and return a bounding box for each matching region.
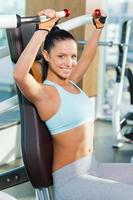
[42,83,60,101]
[15,60,48,103]
[35,83,60,121]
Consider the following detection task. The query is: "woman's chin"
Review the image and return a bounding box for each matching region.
[59,73,70,79]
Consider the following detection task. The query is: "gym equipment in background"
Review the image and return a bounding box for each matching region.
[0,9,103,29]
[0,9,102,200]
[78,20,133,148]
[0,9,70,28]
[112,20,133,148]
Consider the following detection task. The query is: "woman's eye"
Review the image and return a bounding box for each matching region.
[58,55,64,58]
[72,55,77,59]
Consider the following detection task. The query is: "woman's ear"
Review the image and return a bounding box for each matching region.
[42,50,49,62]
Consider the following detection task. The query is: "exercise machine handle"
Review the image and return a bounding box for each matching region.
[0,9,70,29]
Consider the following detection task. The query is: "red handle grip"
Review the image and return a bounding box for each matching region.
[63,9,70,17]
[93,9,101,18]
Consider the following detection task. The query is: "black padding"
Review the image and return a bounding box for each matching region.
[6,24,53,188]
[6,27,23,63]
[17,88,53,188]
[6,24,41,63]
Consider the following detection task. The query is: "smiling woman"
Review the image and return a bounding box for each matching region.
[42,28,77,81]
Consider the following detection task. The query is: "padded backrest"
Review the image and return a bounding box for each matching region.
[6,24,53,188]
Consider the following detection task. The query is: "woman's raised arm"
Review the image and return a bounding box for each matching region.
[13,9,59,102]
[70,9,107,83]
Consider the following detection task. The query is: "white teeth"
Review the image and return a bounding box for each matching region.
[62,68,70,73]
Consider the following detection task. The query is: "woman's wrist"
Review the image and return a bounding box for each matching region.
[35,29,50,36]
[36,28,50,33]
[36,24,50,33]
[39,28,49,32]
[93,27,103,33]
[34,29,49,40]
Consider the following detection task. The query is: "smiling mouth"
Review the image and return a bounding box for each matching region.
[61,68,72,73]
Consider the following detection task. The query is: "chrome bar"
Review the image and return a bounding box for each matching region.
[78,40,133,48]
[0,95,18,114]
[0,46,9,58]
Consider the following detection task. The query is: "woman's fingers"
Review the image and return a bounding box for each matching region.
[37,9,56,18]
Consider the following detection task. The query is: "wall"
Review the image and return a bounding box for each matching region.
[83,0,103,96]
[26,0,85,41]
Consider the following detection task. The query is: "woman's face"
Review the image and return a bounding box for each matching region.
[44,39,77,79]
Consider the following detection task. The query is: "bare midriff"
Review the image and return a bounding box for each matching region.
[52,121,94,172]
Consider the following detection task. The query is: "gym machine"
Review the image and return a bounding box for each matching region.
[112,19,133,148]
[78,20,133,148]
[0,9,103,200]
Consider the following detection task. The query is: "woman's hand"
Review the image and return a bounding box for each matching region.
[92,9,107,29]
[37,9,59,31]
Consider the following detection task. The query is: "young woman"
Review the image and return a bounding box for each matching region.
[14,9,133,200]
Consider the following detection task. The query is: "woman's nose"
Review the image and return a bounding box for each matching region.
[65,57,73,67]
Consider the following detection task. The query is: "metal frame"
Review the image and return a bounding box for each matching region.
[35,187,54,200]
[112,20,132,148]
[0,14,94,199]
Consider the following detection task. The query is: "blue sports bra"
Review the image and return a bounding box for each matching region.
[44,80,93,135]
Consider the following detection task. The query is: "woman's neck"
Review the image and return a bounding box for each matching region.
[46,74,70,86]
